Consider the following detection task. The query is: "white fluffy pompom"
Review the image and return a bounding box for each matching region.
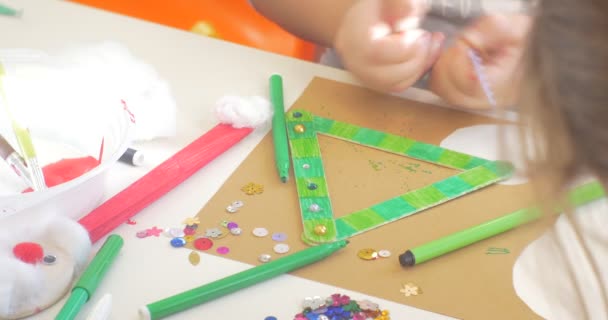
[214,95,273,129]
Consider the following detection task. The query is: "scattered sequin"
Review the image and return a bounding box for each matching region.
[194,237,213,251]
[252,227,269,237]
[182,217,200,226]
[273,243,290,254]
[220,220,230,227]
[264,317,277,320]
[126,219,137,225]
[232,200,244,208]
[303,296,326,310]
[241,182,264,195]
[357,248,378,260]
[170,238,186,248]
[227,222,239,230]
[293,111,303,118]
[302,163,310,169]
[294,124,306,133]
[399,282,422,297]
[147,227,163,237]
[136,230,149,238]
[313,225,327,235]
[205,228,223,238]
[378,250,391,258]
[309,203,321,212]
[307,182,318,190]
[184,235,195,243]
[226,205,238,213]
[42,254,56,265]
[216,246,230,254]
[188,251,200,266]
[258,254,272,263]
[183,227,196,236]
[166,228,185,238]
[271,232,288,242]
[230,227,242,235]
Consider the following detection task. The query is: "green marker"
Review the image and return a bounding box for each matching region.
[0,3,21,17]
[399,181,606,267]
[140,239,349,320]
[270,74,290,183]
[56,235,124,320]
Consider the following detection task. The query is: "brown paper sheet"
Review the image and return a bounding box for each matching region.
[188,78,550,319]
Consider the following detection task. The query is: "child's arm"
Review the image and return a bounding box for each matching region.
[252,0,444,93]
[249,0,354,47]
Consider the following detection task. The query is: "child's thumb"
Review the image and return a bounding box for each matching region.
[382,0,428,31]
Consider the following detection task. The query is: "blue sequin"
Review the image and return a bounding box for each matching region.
[170,237,186,248]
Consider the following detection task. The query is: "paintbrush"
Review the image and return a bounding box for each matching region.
[0,134,32,187]
[0,62,47,190]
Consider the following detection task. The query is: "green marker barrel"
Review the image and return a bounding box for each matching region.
[399,181,606,267]
[140,240,348,320]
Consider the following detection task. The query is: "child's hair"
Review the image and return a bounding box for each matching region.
[519,0,608,315]
[520,0,608,193]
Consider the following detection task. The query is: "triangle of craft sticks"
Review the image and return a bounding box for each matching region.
[286,110,513,244]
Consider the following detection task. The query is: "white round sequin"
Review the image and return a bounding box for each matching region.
[318,315,329,320]
[302,163,310,169]
[226,205,238,213]
[273,243,290,254]
[258,254,272,263]
[166,228,185,238]
[378,249,392,258]
[230,227,242,235]
[232,200,244,208]
[252,227,269,237]
[308,203,321,212]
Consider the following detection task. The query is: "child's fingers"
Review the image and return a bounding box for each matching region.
[461,14,531,54]
[367,29,429,64]
[381,0,428,31]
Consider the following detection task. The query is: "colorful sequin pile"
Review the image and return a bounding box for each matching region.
[294,294,390,320]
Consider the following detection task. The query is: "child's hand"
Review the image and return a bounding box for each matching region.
[334,0,445,93]
[429,14,531,109]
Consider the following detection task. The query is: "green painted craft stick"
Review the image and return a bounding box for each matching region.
[399,181,606,267]
[139,239,349,320]
[270,74,290,182]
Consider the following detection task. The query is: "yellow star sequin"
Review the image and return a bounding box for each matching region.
[183,217,200,226]
[241,182,264,195]
[400,283,422,297]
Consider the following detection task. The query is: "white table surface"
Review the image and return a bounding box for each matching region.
[2,1,459,319]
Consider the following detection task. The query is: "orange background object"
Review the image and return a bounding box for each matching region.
[69,0,317,61]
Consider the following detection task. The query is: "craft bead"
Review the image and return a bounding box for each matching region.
[273,243,290,254]
[293,111,302,118]
[357,248,378,260]
[294,124,306,133]
[258,254,272,263]
[230,227,242,235]
[307,183,318,190]
[313,225,327,235]
[43,255,56,265]
[309,203,321,212]
[378,249,391,258]
[170,238,186,248]
[252,227,269,237]
[193,237,213,250]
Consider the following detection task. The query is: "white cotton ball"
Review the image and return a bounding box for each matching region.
[214,95,273,129]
